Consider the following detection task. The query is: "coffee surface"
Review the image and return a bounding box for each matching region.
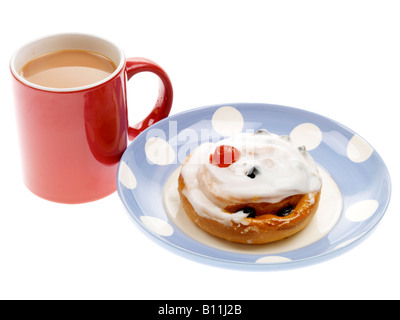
[20,49,117,88]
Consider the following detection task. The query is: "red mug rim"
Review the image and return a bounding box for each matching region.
[10,33,125,93]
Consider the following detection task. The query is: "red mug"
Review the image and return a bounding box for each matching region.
[10,33,173,203]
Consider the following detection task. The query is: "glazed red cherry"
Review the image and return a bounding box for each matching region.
[210,145,241,168]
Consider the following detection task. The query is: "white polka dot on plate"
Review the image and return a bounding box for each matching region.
[255,256,292,264]
[145,136,176,165]
[347,134,374,163]
[290,123,322,150]
[140,216,174,237]
[345,200,379,222]
[333,234,364,250]
[119,161,137,189]
[211,106,244,136]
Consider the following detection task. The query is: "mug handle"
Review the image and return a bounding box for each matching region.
[125,57,173,140]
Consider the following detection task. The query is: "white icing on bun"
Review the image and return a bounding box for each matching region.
[202,131,321,205]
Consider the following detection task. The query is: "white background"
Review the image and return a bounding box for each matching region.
[1,0,399,300]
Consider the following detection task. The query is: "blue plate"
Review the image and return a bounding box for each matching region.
[117,103,391,270]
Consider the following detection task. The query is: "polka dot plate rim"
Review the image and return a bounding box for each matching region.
[117,103,391,270]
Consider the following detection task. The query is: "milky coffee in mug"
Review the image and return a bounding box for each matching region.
[19,49,117,89]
